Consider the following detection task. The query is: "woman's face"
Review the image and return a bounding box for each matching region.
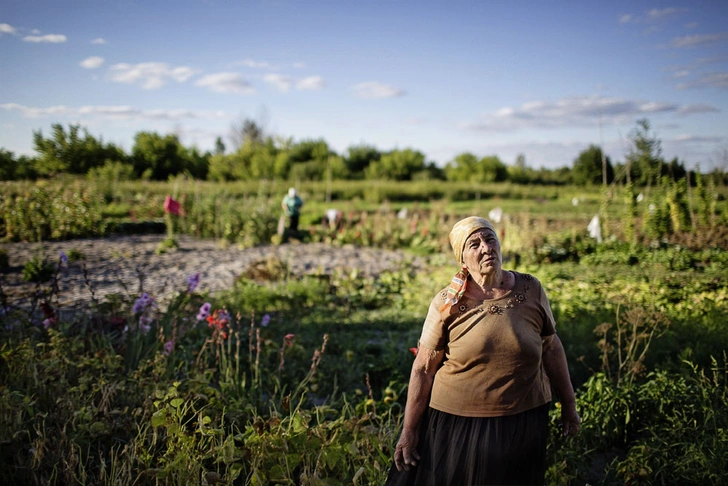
[462,228,501,276]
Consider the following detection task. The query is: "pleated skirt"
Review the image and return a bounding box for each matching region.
[385,404,549,486]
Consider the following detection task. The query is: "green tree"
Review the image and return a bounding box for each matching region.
[663,157,686,181]
[626,118,663,187]
[207,153,236,181]
[345,144,381,179]
[32,124,125,176]
[185,146,210,180]
[0,148,17,180]
[445,153,508,183]
[365,148,425,181]
[229,116,266,150]
[508,153,531,184]
[288,139,331,181]
[572,145,614,185]
[132,132,190,180]
[214,137,226,155]
[444,152,478,182]
[478,156,509,183]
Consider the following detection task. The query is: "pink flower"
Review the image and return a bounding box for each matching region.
[164,196,181,216]
[279,333,296,371]
[163,340,174,356]
[197,302,211,321]
[284,333,295,346]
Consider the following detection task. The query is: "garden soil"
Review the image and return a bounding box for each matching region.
[1,235,420,312]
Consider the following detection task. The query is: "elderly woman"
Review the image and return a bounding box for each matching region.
[386,216,580,486]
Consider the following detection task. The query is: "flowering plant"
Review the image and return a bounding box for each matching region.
[206,309,230,340]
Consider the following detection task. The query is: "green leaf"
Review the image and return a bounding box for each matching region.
[151,409,167,427]
[170,398,184,408]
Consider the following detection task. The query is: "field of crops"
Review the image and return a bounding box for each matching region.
[1,178,727,485]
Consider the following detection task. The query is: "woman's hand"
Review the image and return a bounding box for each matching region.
[394,427,420,472]
[561,402,581,436]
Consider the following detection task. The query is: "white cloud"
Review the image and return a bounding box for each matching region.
[350,81,405,99]
[671,70,690,79]
[292,61,306,69]
[264,73,294,92]
[671,32,728,48]
[647,8,684,21]
[676,103,720,115]
[1,102,226,121]
[1,103,71,117]
[23,34,67,43]
[621,8,686,25]
[677,72,728,90]
[80,56,105,69]
[194,72,255,94]
[296,76,324,91]
[91,37,107,45]
[0,23,17,35]
[674,134,724,143]
[686,22,698,29]
[236,58,275,69]
[107,62,199,89]
[459,95,716,132]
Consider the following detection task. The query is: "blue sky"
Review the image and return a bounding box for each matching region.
[1,0,727,170]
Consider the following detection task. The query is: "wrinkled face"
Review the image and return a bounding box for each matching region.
[462,228,502,276]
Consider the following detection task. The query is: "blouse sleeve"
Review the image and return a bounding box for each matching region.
[418,293,448,350]
[539,283,557,336]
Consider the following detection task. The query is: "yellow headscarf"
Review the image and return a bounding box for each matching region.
[449,216,496,265]
[440,216,497,312]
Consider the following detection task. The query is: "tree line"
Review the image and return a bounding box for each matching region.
[1,118,724,186]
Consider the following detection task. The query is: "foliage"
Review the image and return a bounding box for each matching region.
[364,148,427,181]
[572,144,614,186]
[548,357,728,485]
[0,148,39,181]
[32,123,126,177]
[132,131,208,180]
[20,254,56,283]
[344,144,381,178]
[1,224,728,484]
[0,183,108,242]
[625,118,663,187]
[444,152,509,183]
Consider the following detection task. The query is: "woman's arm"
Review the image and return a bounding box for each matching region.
[542,334,581,436]
[393,346,445,471]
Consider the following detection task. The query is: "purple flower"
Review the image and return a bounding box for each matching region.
[42,318,54,330]
[187,273,200,293]
[261,314,271,327]
[139,316,152,334]
[197,302,212,321]
[133,293,153,314]
[60,251,68,265]
[163,340,174,356]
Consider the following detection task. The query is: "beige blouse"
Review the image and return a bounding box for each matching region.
[419,271,556,417]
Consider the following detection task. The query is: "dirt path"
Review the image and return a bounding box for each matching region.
[1,235,420,311]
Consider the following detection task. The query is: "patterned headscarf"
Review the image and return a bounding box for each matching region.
[440,216,497,312]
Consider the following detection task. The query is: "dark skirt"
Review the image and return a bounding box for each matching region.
[385,404,549,486]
